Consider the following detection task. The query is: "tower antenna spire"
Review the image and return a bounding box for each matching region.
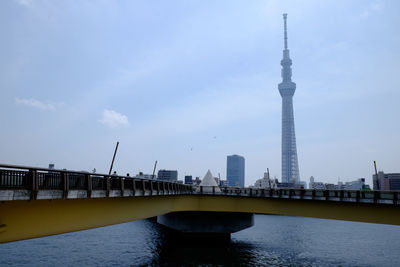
[283,13,288,50]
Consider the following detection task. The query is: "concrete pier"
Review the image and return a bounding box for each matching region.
[157,211,254,236]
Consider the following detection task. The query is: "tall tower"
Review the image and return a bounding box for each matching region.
[278,13,300,184]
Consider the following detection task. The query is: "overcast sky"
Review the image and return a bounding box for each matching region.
[1,0,399,186]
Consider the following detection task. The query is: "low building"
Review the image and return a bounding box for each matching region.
[193,177,201,185]
[135,172,155,179]
[325,183,335,190]
[298,181,307,189]
[343,178,369,190]
[253,172,277,189]
[184,175,193,185]
[309,182,325,190]
[219,180,229,187]
[157,170,178,182]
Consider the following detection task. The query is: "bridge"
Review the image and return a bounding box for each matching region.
[1,164,399,243]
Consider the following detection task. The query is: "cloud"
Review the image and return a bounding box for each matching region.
[13,0,33,7]
[359,0,383,19]
[99,109,129,128]
[15,98,56,111]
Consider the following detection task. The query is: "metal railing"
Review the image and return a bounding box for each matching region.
[0,164,192,200]
[193,186,399,205]
[1,164,398,205]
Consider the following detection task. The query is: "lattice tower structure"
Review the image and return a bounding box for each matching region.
[278,13,300,184]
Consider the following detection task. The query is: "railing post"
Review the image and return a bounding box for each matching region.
[142,180,146,196]
[374,191,379,204]
[393,192,398,205]
[356,190,360,202]
[86,174,92,198]
[157,182,160,195]
[150,181,153,196]
[106,176,110,197]
[62,172,69,199]
[161,182,165,195]
[120,177,124,197]
[339,190,344,201]
[200,186,203,194]
[30,169,38,200]
[312,189,316,200]
[212,186,215,194]
[300,189,305,199]
[132,179,136,196]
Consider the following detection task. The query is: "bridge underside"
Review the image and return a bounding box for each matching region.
[1,195,399,243]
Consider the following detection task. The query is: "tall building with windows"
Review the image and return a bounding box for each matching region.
[227,155,245,187]
[278,14,300,184]
[373,172,400,190]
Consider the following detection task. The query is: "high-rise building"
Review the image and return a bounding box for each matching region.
[373,172,400,190]
[227,155,245,187]
[157,170,178,182]
[278,13,300,184]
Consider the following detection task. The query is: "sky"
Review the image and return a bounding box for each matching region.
[1,0,399,186]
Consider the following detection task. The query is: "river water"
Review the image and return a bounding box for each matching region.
[0,214,399,266]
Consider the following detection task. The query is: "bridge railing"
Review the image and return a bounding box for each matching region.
[194,186,399,205]
[2,164,397,204]
[0,164,192,200]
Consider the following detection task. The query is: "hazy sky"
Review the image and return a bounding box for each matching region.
[1,0,399,186]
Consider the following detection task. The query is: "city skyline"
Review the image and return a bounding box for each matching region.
[1,1,400,186]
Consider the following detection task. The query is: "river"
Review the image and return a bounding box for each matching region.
[1,215,399,266]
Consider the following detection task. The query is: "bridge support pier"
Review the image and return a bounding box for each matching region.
[157,211,254,238]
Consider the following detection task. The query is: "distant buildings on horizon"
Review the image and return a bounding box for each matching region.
[252,171,377,191]
[309,176,370,191]
[49,161,399,191]
[181,154,245,187]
